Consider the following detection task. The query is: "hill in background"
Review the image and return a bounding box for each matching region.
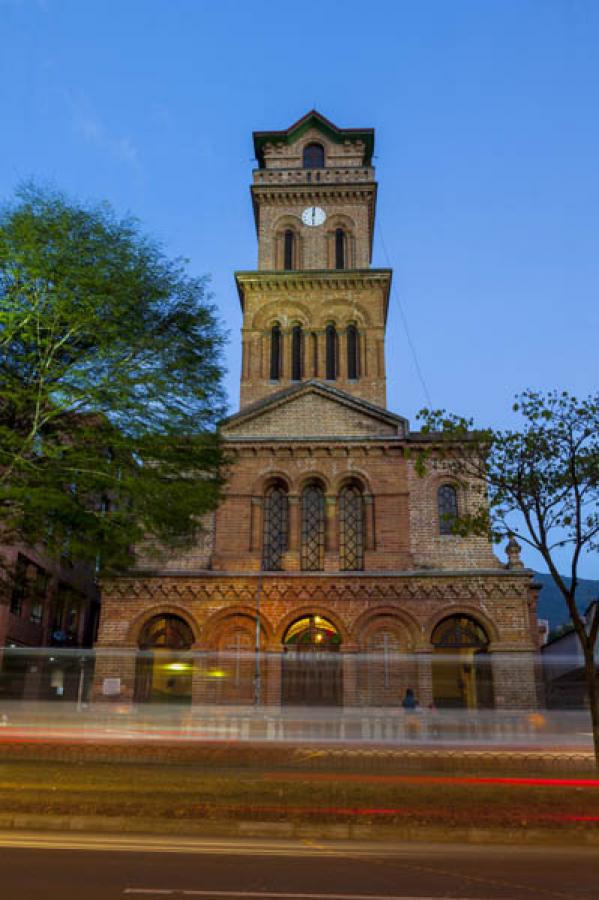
[534,572,599,630]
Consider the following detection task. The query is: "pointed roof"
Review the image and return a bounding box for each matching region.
[253,110,375,168]
[222,381,407,442]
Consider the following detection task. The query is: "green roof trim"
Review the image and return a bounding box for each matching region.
[253,109,375,168]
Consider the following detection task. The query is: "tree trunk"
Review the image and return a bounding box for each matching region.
[582,644,599,770]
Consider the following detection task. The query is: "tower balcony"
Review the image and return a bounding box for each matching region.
[253,167,374,186]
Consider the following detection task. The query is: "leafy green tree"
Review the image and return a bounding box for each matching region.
[419,391,599,766]
[0,184,226,573]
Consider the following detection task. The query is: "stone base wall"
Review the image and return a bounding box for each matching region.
[94,570,539,710]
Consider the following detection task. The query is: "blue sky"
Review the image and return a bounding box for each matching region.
[2,0,598,576]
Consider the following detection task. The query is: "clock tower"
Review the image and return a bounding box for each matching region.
[236,110,391,409]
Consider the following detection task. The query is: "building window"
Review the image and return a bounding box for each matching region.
[303,142,325,169]
[301,484,325,571]
[437,484,458,534]
[283,229,295,270]
[10,554,28,616]
[335,228,346,269]
[291,325,303,381]
[262,482,288,571]
[347,324,359,379]
[339,483,364,571]
[325,324,337,380]
[270,324,282,380]
[30,567,48,625]
[10,554,47,622]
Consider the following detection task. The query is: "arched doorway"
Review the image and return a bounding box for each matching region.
[134,614,194,704]
[281,615,342,706]
[431,615,494,709]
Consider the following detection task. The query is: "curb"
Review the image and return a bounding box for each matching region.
[0,814,598,847]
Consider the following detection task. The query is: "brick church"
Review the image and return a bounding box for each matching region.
[96,111,539,710]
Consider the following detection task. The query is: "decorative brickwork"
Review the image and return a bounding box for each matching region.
[96,112,540,710]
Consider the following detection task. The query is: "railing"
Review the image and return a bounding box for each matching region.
[253,168,374,185]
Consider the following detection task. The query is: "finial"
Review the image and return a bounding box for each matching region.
[506,535,524,569]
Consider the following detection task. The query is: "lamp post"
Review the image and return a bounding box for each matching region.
[76,655,86,711]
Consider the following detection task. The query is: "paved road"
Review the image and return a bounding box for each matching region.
[0,833,597,900]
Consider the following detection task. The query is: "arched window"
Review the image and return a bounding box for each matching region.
[270,324,282,380]
[291,325,303,381]
[437,484,458,535]
[283,229,295,270]
[346,324,359,380]
[303,142,325,169]
[301,483,325,570]
[432,615,489,649]
[325,324,337,380]
[262,482,288,571]
[335,228,346,269]
[339,482,364,570]
[138,615,194,650]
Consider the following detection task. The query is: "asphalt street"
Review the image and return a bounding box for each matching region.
[0,833,597,900]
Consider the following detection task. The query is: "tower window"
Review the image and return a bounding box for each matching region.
[347,324,359,379]
[270,324,282,380]
[325,324,337,380]
[283,229,295,270]
[291,325,303,381]
[303,142,325,169]
[437,484,458,535]
[262,482,288,571]
[335,228,346,269]
[339,483,364,571]
[301,484,325,571]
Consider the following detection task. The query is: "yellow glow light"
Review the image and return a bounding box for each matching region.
[163,662,191,672]
[207,669,228,678]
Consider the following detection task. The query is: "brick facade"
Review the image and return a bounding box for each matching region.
[97,111,540,710]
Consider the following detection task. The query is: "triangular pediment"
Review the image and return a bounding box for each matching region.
[222,382,407,441]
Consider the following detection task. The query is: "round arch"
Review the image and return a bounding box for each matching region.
[274,605,351,647]
[126,604,201,648]
[296,472,331,494]
[425,606,501,647]
[252,299,313,331]
[352,606,420,650]
[428,610,496,710]
[251,470,292,495]
[201,605,274,650]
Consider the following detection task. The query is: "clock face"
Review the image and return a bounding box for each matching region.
[301,206,326,227]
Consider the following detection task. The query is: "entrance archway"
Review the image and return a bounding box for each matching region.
[134,614,194,704]
[431,615,494,709]
[281,615,342,706]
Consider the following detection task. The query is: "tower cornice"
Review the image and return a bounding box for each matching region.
[235,268,392,319]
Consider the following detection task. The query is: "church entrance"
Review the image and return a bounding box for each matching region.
[281,615,342,706]
[431,615,494,709]
[134,614,193,704]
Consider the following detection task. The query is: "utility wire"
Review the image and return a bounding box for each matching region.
[378,226,433,409]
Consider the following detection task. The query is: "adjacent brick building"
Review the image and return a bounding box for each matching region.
[96,111,540,709]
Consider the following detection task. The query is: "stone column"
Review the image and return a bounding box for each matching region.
[92,646,137,703]
[416,650,434,708]
[250,497,262,552]
[364,495,375,550]
[264,651,282,707]
[325,495,338,552]
[288,495,299,551]
[491,650,538,709]
[342,649,358,707]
